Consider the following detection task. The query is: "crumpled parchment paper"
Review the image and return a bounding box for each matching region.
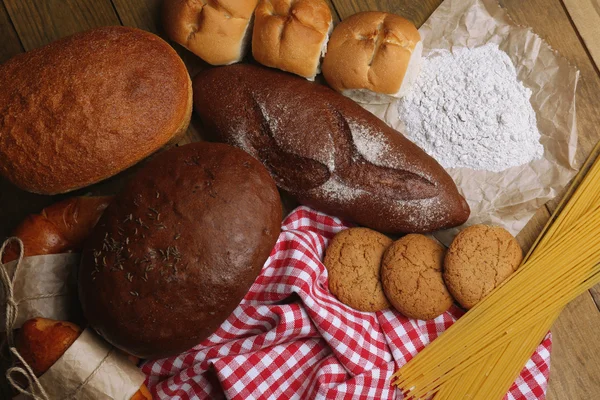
[367,0,580,244]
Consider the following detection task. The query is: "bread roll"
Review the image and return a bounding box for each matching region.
[322,11,422,104]
[163,0,259,65]
[252,0,333,80]
[193,64,470,234]
[3,196,113,262]
[79,143,282,359]
[0,26,192,195]
[15,318,151,399]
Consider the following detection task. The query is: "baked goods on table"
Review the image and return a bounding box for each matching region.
[3,196,113,262]
[443,224,523,309]
[15,318,151,399]
[0,2,550,397]
[0,26,192,195]
[193,64,470,234]
[324,228,392,312]
[78,142,282,359]
[252,0,333,80]
[162,0,259,65]
[381,234,453,320]
[322,11,422,104]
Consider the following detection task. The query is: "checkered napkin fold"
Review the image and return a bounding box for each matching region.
[142,206,551,400]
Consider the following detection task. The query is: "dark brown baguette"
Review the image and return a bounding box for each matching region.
[193,64,470,233]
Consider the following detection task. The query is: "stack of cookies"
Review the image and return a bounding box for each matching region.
[324,225,523,319]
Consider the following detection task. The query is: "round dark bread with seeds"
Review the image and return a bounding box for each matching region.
[78,142,282,359]
[193,64,470,234]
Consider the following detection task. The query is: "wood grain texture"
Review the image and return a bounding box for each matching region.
[111,0,161,31]
[562,0,600,73]
[547,292,600,398]
[561,0,600,312]
[0,2,23,62]
[3,0,120,50]
[330,0,441,26]
[515,206,550,252]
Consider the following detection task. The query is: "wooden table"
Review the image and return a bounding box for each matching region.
[1,0,599,398]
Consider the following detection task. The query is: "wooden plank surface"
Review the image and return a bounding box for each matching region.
[0,2,23,62]
[547,292,600,399]
[562,0,600,72]
[3,0,120,50]
[561,0,600,310]
[0,0,599,398]
[332,0,441,25]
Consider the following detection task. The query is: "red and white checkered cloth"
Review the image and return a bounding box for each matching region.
[142,206,552,400]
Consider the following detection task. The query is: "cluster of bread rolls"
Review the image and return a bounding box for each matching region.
[162,0,421,102]
[163,0,333,80]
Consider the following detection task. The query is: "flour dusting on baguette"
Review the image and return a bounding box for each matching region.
[193,64,470,233]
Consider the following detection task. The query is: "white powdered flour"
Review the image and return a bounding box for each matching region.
[397,44,544,172]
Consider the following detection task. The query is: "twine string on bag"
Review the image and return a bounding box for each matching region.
[1,237,50,400]
[65,347,113,400]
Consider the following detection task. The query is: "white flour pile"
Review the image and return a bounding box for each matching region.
[397,44,544,172]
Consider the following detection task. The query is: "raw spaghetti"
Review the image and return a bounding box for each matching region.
[392,141,600,399]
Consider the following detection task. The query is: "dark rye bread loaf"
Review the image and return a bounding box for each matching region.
[79,143,282,359]
[193,64,470,233]
[0,26,192,195]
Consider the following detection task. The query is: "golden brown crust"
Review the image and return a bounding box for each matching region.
[15,318,152,399]
[381,235,453,320]
[0,26,192,195]
[322,11,420,95]
[15,318,82,377]
[4,196,113,262]
[252,0,332,79]
[131,385,153,400]
[163,0,259,65]
[444,225,523,309]
[324,228,392,312]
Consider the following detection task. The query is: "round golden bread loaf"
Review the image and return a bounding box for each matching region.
[0,26,192,195]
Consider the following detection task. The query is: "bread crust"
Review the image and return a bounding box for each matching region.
[162,0,259,65]
[0,26,192,195]
[322,11,421,95]
[193,64,470,234]
[15,318,152,399]
[79,142,282,359]
[3,196,113,262]
[252,0,332,79]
